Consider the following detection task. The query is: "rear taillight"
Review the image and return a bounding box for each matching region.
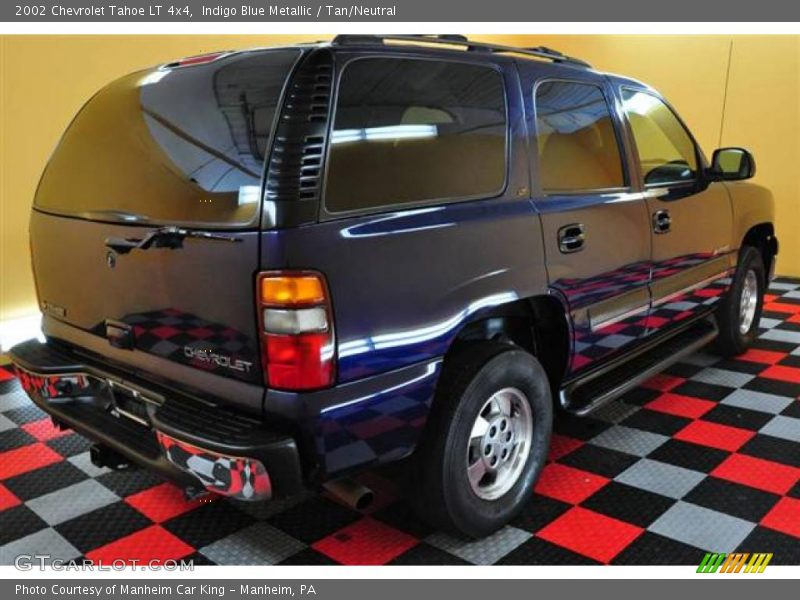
[257,272,335,391]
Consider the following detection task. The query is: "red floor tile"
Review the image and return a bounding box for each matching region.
[694,287,724,298]
[0,483,21,511]
[674,420,755,452]
[312,517,418,565]
[761,497,800,539]
[760,365,800,385]
[125,482,209,523]
[534,463,609,504]
[86,525,194,564]
[537,506,643,563]
[0,443,63,480]
[21,418,71,442]
[738,349,787,365]
[763,302,800,315]
[712,454,800,495]
[641,374,686,393]
[547,434,584,462]
[646,393,715,419]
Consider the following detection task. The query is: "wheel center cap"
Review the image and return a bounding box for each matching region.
[481,416,515,470]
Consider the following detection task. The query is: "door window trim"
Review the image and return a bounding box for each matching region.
[532,77,633,197]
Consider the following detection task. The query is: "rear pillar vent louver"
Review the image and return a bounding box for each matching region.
[263,50,334,228]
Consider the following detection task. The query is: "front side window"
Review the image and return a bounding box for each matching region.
[535,81,626,193]
[621,89,698,185]
[325,58,507,213]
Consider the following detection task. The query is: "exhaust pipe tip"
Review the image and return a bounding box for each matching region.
[323,478,374,511]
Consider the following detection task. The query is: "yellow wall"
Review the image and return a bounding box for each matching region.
[1,35,798,322]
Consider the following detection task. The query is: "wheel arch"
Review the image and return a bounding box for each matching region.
[444,293,571,397]
[741,222,778,280]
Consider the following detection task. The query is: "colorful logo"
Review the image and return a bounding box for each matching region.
[697,552,773,573]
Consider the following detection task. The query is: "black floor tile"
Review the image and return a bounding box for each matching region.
[559,443,640,479]
[684,477,781,522]
[498,536,601,565]
[647,439,731,473]
[612,531,707,565]
[581,482,676,528]
[267,496,361,544]
[4,460,89,501]
[55,501,153,553]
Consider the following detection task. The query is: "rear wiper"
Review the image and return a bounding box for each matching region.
[105,226,242,255]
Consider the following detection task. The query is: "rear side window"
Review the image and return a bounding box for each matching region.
[325,58,507,213]
[35,50,300,227]
[621,89,698,185]
[535,81,626,193]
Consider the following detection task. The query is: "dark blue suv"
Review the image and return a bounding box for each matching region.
[11,35,777,537]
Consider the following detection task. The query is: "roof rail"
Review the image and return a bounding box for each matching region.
[330,34,592,68]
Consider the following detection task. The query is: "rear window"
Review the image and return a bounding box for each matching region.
[325,58,507,213]
[35,50,300,227]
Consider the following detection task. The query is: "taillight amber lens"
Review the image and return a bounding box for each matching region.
[257,272,334,391]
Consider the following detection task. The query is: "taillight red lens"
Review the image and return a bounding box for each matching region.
[266,333,333,390]
[257,272,335,391]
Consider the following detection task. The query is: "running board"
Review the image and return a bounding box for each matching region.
[561,318,719,416]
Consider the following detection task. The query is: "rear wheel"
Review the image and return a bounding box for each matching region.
[411,342,552,538]
[713,246,765,357]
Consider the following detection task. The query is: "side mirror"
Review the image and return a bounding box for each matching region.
[709,147,756,181]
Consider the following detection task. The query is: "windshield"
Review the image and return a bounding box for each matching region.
[34,49,301,228]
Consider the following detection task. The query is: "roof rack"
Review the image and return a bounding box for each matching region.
[331,34,592,68]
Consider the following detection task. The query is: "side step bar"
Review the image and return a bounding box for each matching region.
[561,318,719,416]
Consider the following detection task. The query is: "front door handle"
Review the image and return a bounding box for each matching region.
[653,209,672,234]
[558,223,586,253]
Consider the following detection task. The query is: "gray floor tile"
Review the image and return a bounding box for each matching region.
[722,389,794,414]
[758,318,782,330]
[0,413,16,432]
[649,501,756,553]
[692,368,754,389]
[426,526,531,565]
[0,389,32,413]
[615,458,705,499]
[199,522,305,565]
[0,528,80,565]
[759,416,800,443]
[761,329,800,344]
[590,426,669,457]
[26,479,119,525]
[67,452,111,478]
[768,282,800,291]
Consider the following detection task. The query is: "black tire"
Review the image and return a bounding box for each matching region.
[410,342,552,538]
[712,246,765,357]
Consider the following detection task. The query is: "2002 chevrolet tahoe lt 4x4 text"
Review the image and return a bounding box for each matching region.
[10,35,778,538]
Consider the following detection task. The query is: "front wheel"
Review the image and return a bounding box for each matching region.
[411,342,552,538]
[713,246,765,357]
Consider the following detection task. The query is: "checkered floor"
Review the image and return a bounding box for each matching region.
[1,279,799,566]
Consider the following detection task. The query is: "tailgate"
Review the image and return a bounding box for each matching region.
[29,48,301,389]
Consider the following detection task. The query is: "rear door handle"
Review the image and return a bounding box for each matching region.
[558,223,586,253]
[653,209,672,234]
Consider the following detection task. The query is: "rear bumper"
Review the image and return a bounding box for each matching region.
[9,338,304,500]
